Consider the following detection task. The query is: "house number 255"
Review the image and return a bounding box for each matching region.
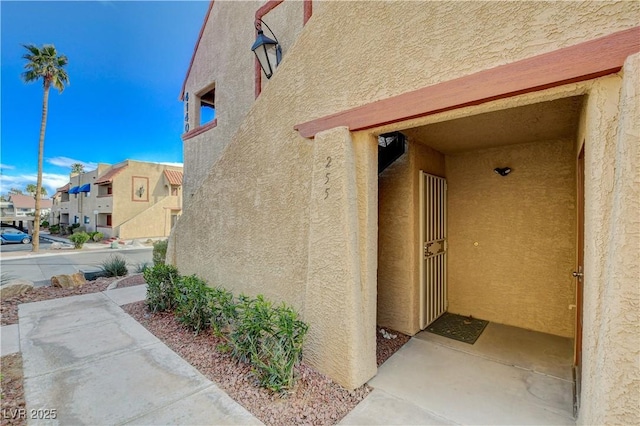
[324,156,332,200]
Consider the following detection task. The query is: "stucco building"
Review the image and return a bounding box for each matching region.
[1,194,52,232]
[170,2,639,424]
[51,160,183,239]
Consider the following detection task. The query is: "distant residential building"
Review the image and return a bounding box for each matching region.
[1,195,52,232]
[8,194,52,218]
[50,160,183,239]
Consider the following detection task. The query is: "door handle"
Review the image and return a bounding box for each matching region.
[572,271,583,278]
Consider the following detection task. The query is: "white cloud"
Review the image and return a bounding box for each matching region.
[46,156,98,170]
[157,162,183,168]
[0,164,16,170]
[0,172,69,198]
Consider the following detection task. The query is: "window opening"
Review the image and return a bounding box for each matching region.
[378,131,407,174]
[199,85,216,125]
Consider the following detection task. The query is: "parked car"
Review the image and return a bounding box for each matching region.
[0,228,32,244]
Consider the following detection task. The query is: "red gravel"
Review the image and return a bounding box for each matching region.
[0,274,148,326]
[0,353,25,426]
[0,277,116,326]
[377,326,411,366]
[123,302,409,425]
[1,276,410,425]
[113,273,147,289]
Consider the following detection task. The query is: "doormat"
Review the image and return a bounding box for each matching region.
[427,312,488,344]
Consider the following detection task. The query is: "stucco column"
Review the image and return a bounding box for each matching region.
[579,54,640,425]
[303,126,377,390]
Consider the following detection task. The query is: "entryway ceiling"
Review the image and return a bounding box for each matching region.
[403,96,584,155]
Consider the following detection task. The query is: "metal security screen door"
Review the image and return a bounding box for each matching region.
[419,171,448,329]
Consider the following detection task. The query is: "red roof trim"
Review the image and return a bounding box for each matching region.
[180,0,216,100]
[294,26,640,138]
[95,165,128,185]
[182,119,217,141]
[164,170,184,186]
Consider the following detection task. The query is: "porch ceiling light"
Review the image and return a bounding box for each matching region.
[251,19,282,80]
[494,167,512,176]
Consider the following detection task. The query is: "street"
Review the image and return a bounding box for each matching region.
[0,247,153,285]
[0,236,54,253]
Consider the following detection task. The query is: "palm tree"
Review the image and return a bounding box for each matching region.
[21,44,69,252]
[26,184,47,197]
[70,163,84,175]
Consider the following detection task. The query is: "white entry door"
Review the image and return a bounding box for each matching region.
[419,171,448,329]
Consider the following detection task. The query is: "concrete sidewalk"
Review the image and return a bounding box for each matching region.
[18,289,262,425]
[341,335,575,425]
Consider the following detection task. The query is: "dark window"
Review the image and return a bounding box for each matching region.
[106,214,112,226]
[378,132,407,174]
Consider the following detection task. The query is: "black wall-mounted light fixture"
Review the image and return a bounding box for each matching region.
[494,167,512,176]
[251,19,282,80]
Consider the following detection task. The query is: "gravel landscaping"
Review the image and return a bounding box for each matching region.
[1,276,411,425]
[124,301,388,425]
[0,275,144,326]
[0,354,25,426]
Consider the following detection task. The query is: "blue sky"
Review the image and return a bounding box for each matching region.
[1,0,209,196]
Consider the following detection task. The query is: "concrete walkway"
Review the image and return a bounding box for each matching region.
[342,331,575,425]
[16,287,262,425]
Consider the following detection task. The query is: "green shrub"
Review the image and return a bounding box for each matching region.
[209,286,237,336]
[144,264,180,312]
[134,261,151,273]
[230,295,308,392]
[173,275,213,334]
[72,225,87,234]
[68,232,90,249]
[49,224,60,234]
[88,231,104,242]
[152,239,168,265]
[100,254,128,277]
[41,220,49,228]
[251,304,308,392]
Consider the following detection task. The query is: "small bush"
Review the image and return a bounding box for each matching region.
[152,240,168,265]
[100,254,128,277]
[49,224,60,234]
[72,226,87,234]
[209,286,237,336]
[230,295,308,392]
[68,232,90,249]
[134,261,151,273]
[41,220,49,228]
[88,231,104,242]
[174,275,213,334]
[144,264,180,312]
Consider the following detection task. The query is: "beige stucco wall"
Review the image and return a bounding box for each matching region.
[446,140,576,337]
[112,161,182,239]
[118,197,178,240]
[577,57,640,426]
[182,0,307,198]
[377,139,445,335]
[173,1,639,390]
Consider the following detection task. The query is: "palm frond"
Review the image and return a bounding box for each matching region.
[20,44,69,91]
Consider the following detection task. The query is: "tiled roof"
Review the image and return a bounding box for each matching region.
[95,165,128,184]
[9,194,52,209]
[57,183,70,192]
[164,170,183,186]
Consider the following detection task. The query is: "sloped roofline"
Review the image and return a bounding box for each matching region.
[180,0,215,100]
